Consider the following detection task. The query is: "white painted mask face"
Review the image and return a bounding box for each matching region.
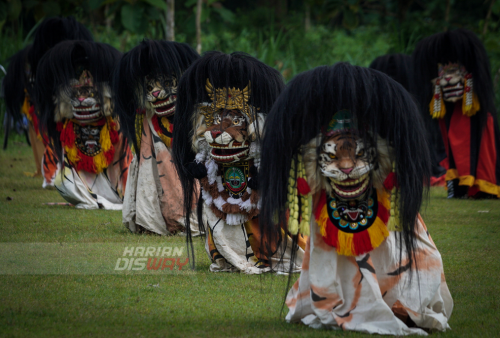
[70,70,102,122]
[145,75,178,116]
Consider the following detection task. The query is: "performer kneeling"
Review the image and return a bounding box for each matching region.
[413,29,500,198]
[173,52,305,274]
[37,41,132,210]
[114,40,201,235]
[259,63,453,334]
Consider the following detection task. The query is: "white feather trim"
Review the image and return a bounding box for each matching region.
[213,196,226,211]
[195,151,206,164]
[201,188,213,206]
[240,198,255,212]
[226,197,242,205]
[226,213,248,225]
[249,142,261,161]
[216,176,224,192]
[206,159,218,185]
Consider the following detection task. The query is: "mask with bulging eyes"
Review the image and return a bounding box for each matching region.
[318,132,376,200]
[69,70,103,122]
[74,123,104,156]
[145,74,178,116]
[203,109,250,163]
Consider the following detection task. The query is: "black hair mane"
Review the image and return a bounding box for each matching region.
[369,53,412,91]
[172,51,285,268]
[112,39,199,154]
[411,28,496,128]
[35,40,122,161]
[3,45,32,121]
[259,62,431,275]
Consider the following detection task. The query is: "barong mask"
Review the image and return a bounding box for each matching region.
[432,63,468,103]
[55,69,113,124]
[196,79,262,164]
[69,70,103,122]
[259,63,431,262]
[318,111,376,201]
[112,40,199,154]
[145,74,178,116]
[412,29,491,120]
[429,61,478,119]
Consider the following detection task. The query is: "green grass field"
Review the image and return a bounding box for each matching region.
[1,142,499,337]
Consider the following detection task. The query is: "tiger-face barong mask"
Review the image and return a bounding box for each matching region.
[433,62,468,103]
[203,109,250,163]
[145,74,178,116]
[317,111,376,200]
[69,70,103,122]
[319,132,376,200]
[195,79,263,164]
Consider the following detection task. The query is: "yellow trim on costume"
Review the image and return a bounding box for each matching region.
[316,189,390,257]
[445,169,500,196]
[134,114,144,153]
[159,117,172,148]
[337,231,354,256]
[367,216,390,248]
[22,95,32,120]
[462,79,480,117]
[429,90,446,119]
[474,179,500,197]
[445,169,459,181]
[64,116,115,174]
[445,169,475,186]
[317,203,328,237]
[63,119,80,163]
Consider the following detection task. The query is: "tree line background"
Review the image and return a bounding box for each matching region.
[0,0,499,106]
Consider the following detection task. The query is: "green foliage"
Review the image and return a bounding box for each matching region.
[120,3,148,34]
[0,0,499,110]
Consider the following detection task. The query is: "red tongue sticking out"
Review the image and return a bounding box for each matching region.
[346,210,359,221]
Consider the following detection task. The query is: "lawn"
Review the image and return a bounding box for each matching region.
[0,142,499,337]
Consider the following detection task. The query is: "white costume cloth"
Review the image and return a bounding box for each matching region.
[123,115,201,235]
[286,213,453,335]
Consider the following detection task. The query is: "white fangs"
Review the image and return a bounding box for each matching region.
[443,83,464,98]
[152,95,176,116]
[330,173,369,186]
[209,140,250,163]
[73,106,100,112]
[210,148,250,162]
[72,110,102,120]
[154,105,175,116]
[210,140,249,149]
[329,173,370,198]
[72,103,102,120]
[332,177,370,197]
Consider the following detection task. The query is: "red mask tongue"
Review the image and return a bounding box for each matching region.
[346,210,359,221]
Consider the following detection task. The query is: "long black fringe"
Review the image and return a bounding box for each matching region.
[3,45,32,121]
[29,16,93,82]
[259,62,431,278]
[411,28,497,130]
[369,53,412,91]
[35,40,121,163]
[172,51,285,270]
[112,40,199,156]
